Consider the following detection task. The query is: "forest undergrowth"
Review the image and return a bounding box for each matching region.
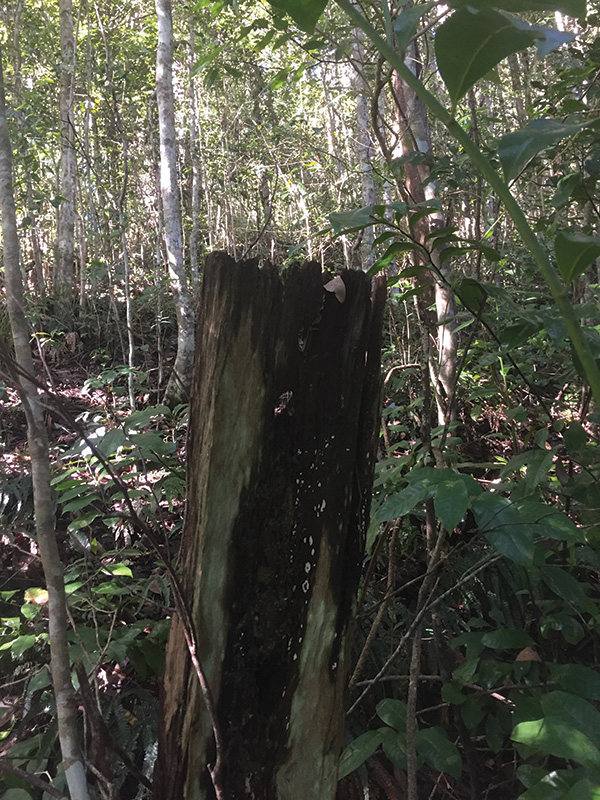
[1,275,600,800]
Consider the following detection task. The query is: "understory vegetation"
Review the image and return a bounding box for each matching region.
[1,0,600,798]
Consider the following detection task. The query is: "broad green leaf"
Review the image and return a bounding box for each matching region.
[338,730,382,780]
[393,2,435,56]
[518,769,587,800]
[458,278,488,314]
[62,494,96,513]
[550,664,600,700]
[434,478,469,531]
[380,727,407,769]
[448,0,585,15]
[485,713,506,752]
[563,420,588,453]
[442,681,466,704]
[67,511,101,531]
[102,563,133,578]
[11,635,37,655]
[417,727,462,779]
[123,405,169,432]
[435,9,535,108]
[266,0,326,33]
[499,118,599,182]
[473,493,535,565]
[329,206,374,234]
[516,502,581,543]
[377,698,408,732]
[94,581,131,596]
[27,667,51,694]
[371,240,423,270]
[555,231,600,285]
[512,718,600,769]
[95,427,127,457]
[481,628,534,649]
[375,482,432,522]
[563,778,600,799]
[540,566,588,606]
[1,789,35,800]
[542,691,600,751]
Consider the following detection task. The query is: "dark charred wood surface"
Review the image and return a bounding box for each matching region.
[155,255,385,800]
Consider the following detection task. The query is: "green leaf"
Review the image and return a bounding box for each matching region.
[338,730,382,780]
[515,501,581,543]
[458,278,488,314]
[27,668,51,694]
[393,2,435,56]
[540,566,588,606]
[550,664,600,701]
[442,682,466,704]
[563,420,588,453]
[512,718,600,769]
[473,493,535,565]
[380,727,407,769]
[102,563,133,578]
[376,482,432,522]
[542,691,600,750]
[555,231,600,285]
[62,494,96,513]
[435,8,535,108]
[498,118,600,182]
[564,778,600,800]
[448,0,585,15]
[1,790,35,800]
[265,0,326,32]
[377,698,408,732]
[329,206,374,235]
[481,628,534,649]
[123,405,169,432]
[67,511,100,532]
[434,478,469,531]
[11,635,37,655]
[517,768,585,800]
[416,727,462,779]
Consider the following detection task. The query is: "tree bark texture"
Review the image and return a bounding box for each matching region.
[155,254,386,800]
[392,41,457,424]
[0,54,89,800]
[155,0,195,405]
[55,0,76,296]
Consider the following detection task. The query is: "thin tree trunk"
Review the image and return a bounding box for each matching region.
[188,18,201,289]
[392,40,457,425]
[155,0,195,406]
[0,52,89,800]
[155,255,386,800]
[55,0,77,297]
[94,7,136,409]
[351,25,376,270]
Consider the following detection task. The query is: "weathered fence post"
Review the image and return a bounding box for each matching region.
[155,254,386,800]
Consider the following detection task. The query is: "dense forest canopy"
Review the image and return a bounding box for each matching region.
[1,0,600,798]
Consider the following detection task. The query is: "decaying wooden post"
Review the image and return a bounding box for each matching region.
[155,254,386,800]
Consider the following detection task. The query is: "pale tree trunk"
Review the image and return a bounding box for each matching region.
[0,54,89,800]
[351,26,376,270]
[12,0,45,298]
[55,0,77,297]
[188,18,201,289]
[155,0,195,406]
[155,255,386,800]
[95,9,136,409]
[392,40,457,425]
